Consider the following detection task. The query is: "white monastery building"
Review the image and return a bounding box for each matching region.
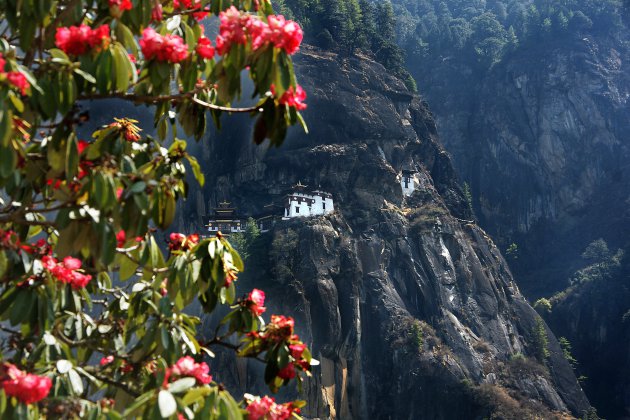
[401,169,417,196]
[283,182,334,219]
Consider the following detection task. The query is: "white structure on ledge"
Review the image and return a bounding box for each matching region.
[282,182,334,219]
[401,169,417,196]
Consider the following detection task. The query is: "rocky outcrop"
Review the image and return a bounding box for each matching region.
[181,46,590,418]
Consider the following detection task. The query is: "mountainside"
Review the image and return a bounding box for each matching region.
[403,9,630,418]
[177,46,590,419]
[540,243,630,419]
[417,31,630,299]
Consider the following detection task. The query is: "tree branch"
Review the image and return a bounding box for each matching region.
[192,94,263,113]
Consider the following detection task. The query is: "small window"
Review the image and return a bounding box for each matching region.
[295,207,300,213]
[322,202,326,210]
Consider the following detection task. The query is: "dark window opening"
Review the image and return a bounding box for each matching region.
[295,207,299,213]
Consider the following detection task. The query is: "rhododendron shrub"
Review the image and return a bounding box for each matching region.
[0,0,310,418]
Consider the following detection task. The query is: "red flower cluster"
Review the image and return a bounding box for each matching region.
[244,289,266,316]
[168,233,199,251]
[6,71,29,96]
[216,6,248,55]
[216,7,303,56]
[0,229,21,251]
[246,315,311,382]
[196,37,215,59]
[19,239,51,257]
[0,230,49,257]
[271,84,307,110]
[164,356,212,386]
[109,0,132,10]
[140,28,189,63]
[116,230,126,248]
[173,0,208,20]
[42,255,92,289]
[55,24,111,56]
[264,315,295,343]
[260,15,304,54]
[0,53,30,96]
[0,363,52,405]
[100,356,114,366]
[246,396,300,420]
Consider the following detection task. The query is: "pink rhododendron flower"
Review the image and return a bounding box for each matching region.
[116,230,126,248]
[174,0,208,20]
[42,255,92,289]
[166,356,212,385]
[100,356,114,366]
[168,232,199,251]
[55,24,111,55]
[196,37,215,59]
[0,364,52,405]
[246,289,266,316]
[140,28,189,63]
[266,15,303,55]
[216,6,249,54]
[289,343,306,360]
[246,396,298,420]
[6,71,29,95]
[109,0,132,10]
[277,363,295,380]
[277,85,307,110]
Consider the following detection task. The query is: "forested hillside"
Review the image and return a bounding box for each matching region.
[274,0,417,91]
[393,0,623,71]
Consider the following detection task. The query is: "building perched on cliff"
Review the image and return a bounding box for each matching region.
[206,185,335,235]
[282,182,334,219]
[401,169,417,196]
[206,201,244,234]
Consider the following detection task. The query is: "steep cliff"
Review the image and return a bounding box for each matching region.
[178,46,590,419]
[414,32,630,298]
[409,25,630,418]
[539,243,630,419]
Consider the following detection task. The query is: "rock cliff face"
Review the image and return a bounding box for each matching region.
[542,249,630,419]
[414,32,630,299]
[410,28,630,418]
[179,46,590,419]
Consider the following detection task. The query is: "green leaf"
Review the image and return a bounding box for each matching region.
[68,368,84,395]
[130,181,146,194]
[182,387,212,405]
[114,23,139,56]
[49,48,71,62]
[113,44,131,92]
[65,133,78,180]
[168,377,196,394]
[74,68,96,84]
[56,359,73,374]
[158,390,177,418]
[0,251,7,279]
[0,108,13,147]
[8,92,24,113]
[185,155,205,187]
[119,255,138,280]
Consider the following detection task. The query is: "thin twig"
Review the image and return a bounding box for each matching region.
[192,94,263,113]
